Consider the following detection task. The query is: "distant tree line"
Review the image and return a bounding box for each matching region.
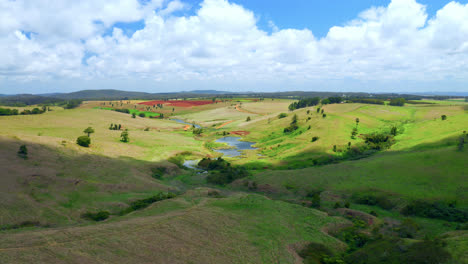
[347,98,385,105]
[0,107,47,116]
[288,97,321,110]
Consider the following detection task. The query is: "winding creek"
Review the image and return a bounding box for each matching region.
[170,119,257,168]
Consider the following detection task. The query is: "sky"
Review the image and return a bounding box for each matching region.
[0,0,467,94]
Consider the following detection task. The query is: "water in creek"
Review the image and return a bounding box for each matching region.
[214,136,257,157]
[171,119,201,128]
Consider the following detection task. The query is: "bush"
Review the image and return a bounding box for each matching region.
[138,113,146,117]
[311,136,319,142]
[82,211,110,221]
[76,136,91,147]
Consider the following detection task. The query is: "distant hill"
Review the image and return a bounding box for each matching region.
[46,89,155,100]
[184,90,234,94]
[0,94,65,106]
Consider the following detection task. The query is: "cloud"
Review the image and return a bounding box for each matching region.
[0,0,468,92]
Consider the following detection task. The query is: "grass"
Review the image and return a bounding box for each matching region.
[0,193,346,263]
[0,98,466,263]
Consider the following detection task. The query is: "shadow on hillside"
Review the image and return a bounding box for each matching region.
[0,136,191,227]
[242,132,466,171]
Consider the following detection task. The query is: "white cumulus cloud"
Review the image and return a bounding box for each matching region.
[0,0,468,92]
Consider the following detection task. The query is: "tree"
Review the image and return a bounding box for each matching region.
[139,113,146,118]
[321,109,324,114]
[355,118,360,126]
[109,123,113,130]
[118,124,121,130]
[351,127,358,139]
[120,131,129,143]
[83,127,94,137]
[132,113,136,118]
[391,126,398,136]
[316,107,321,113]
[333,145,337,152]
[441,115,447,120]
[390,98,406,106]
[246,116,251,122]
[18,145,28,159]
[77,136,91,147]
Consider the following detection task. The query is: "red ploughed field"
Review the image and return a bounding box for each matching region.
[138,100,215,107]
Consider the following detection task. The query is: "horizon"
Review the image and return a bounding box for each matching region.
[1,0,468,94]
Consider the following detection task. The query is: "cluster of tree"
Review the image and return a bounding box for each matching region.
[347,98,385,105]
[283,114,299,133]
[0,107,47,116]
[77,127,95,147]
[363,132,395,150]
[59,99,83,109]
[109,124,121,130]
[321,96,343,104]
[401,200,467,222]
[389,98,406,106]
[288,97,320,110]
[198,157,249,185]
[193,127,203,135]
[120,131,130,142]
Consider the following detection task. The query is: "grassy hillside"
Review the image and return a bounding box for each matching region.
[0,98,466,263]
[0,192,346,263]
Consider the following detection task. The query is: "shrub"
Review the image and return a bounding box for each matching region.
[76,136,91,147]
[311,136,319,142]
[278,113,288,119]
[193,128,203,135]
[138,113,146,117]
[82,211,110,221]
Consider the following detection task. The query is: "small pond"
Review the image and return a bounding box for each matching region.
[171,119,201,128]
[214,136,257,157]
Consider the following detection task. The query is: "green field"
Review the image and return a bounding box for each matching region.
[0,98,467,263]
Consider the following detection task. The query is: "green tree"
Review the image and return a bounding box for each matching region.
[132,113,136,118]
[246,116,251,122]
[139,113,146,118]
[120,131,130,143]
[83,127,95,137]
[391,126,398,136]
[18,145,28,159]
[441,115,447,120]
[77,136,91,147]
[355,118,360,126]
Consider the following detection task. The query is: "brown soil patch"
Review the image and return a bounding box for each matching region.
[139,100,218,107]
[230,131,250,136]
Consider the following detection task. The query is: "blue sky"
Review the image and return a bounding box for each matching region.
[1,0,468,94]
